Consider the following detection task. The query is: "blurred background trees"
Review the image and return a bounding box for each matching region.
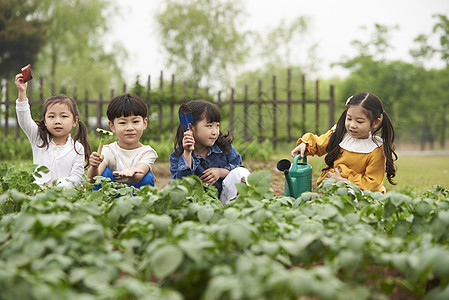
[0,0,448,149]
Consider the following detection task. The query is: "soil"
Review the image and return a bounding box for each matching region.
[152,159,289,196]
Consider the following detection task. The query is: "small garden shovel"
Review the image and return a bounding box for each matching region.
[178,104,194,151]
[96,128,113,155]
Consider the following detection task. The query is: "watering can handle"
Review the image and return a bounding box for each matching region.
[292,154,307,167]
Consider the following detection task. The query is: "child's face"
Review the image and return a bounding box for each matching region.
[345,105,380,139]
[44,103,78,145]
[191,118,220,148]
[109,114,147,149]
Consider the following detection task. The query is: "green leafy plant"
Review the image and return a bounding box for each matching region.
[0,163,448,299]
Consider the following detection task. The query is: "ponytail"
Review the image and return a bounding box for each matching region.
[73,120,92,168]
[323,110,347,170]
[378,111,397,185]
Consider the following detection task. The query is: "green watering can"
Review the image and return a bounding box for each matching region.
[277,155,312,198]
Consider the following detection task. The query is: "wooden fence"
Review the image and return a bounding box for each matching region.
[1,70,334,149]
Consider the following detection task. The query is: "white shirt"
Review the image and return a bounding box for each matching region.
[16,99,85,187]
[102,141,157,184]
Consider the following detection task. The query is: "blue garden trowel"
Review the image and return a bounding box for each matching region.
[178,103,195,151]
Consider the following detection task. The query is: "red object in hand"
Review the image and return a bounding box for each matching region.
[21,64,33,83]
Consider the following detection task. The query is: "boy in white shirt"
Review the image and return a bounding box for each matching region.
[88,94,157,188]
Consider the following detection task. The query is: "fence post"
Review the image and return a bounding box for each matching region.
[146,75,151,125]
[97,92,103,131]
[229,88,234,135]
[170,74,175,134]
[244,84,249,141]
[39,77,44,104]
[272,75,277,150]
[5,83,9,137]
[329,85,335,128]
[257,79,262,142]
[287,69,292,143]
[315,80,319,133]
[159,71,163,140]
[13,82,20,139]
[84,90,89,129]
[301,75,306,135]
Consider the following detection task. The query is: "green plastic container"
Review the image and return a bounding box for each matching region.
[284,155,312,198]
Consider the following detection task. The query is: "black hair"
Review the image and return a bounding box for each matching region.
[324,92,397,185]
[36,94,92,167]
[106,93,148,121]
[174,99,233,156]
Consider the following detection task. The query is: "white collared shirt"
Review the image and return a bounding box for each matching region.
[16,99,85,187]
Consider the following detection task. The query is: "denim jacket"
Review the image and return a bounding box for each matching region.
[169,144,243,194]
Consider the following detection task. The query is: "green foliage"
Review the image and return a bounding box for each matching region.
[337,22,449,149]
[155,0,250,87]
[0,0,46,80]
[255,16,319,74]
[0,163,448,299]
[3,0,126,96]
[0,137,33,160]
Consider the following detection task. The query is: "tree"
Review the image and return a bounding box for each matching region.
[32,0,126,95]
[155,0,250,88]
[433,14,449,66]
[0,0,46,81]
[255,16,319,75]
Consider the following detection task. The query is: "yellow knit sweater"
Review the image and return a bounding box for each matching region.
[297,128,386,193]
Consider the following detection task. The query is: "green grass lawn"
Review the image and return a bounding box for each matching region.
[385,155,449,195]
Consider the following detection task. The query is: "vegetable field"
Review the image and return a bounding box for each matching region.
[1,163,449,299]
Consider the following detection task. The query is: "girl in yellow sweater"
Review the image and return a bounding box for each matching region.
[291,92,397,193]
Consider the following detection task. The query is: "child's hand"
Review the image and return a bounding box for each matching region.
[200,168,229,185]
[327,168,347,182]
[182,130,195,152]
[291,143,306,158]
[113,167,145,178]
[89,152,104,168]
[15,73,27,101]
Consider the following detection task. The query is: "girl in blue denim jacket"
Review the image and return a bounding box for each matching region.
[170,100,250,204]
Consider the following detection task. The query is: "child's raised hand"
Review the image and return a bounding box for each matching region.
[200,168,229,185]
[15,73,28,101]
[291,143,306,158]
[182,129,195,152]
[113,167,145,178]
[89,152,104,168]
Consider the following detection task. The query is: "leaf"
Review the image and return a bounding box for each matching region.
[415,200,432,216]
[247,171,271,187]
[338,250,361,273]
[198,205,214,223]
[169,189,186,206]
[150,245,183,279]
[387,192,412,207]
[62,188,78,198]
[151,215,172,234]
[321,204,339,219]
[383,199,396,219]
[227,223,251,249]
